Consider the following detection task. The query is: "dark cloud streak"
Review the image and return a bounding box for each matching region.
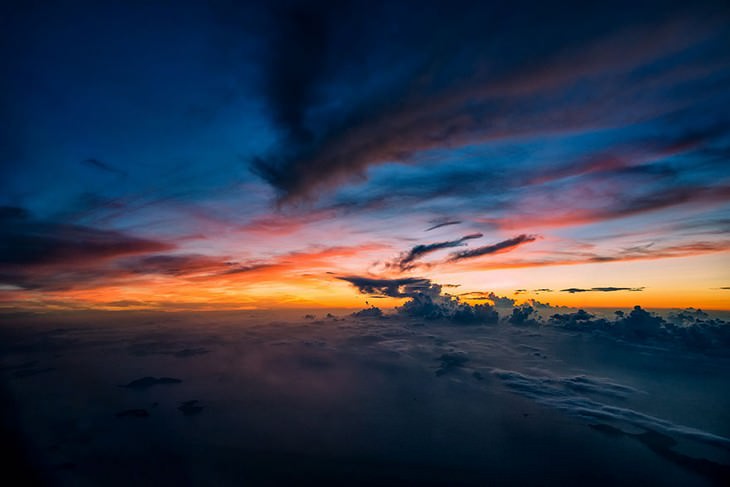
[0,206,172,267]
[560,287,645,294]
[82,158,127,177]
[393,233,482,270]
[448,234,537,262]
[337,276,433,298]
[425,220,462,232]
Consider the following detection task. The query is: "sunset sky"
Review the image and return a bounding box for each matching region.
[2,0,729,311]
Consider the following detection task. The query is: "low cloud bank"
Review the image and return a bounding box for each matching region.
[548,306,730,349]
[341,275,730,349]
[340,275,498,324]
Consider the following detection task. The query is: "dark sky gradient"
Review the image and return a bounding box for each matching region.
[1,0,729,310]
[2,4,730,485]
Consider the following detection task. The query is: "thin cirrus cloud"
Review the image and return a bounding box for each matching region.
[457,240,730,272]
[488,185,730,231]
[17,243,385,293]
[0,204,388,297]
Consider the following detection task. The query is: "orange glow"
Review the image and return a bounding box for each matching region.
[2,245,727,311]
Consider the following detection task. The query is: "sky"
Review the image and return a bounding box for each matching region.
[1,0,729,311]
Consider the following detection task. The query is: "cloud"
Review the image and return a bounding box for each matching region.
[508,304,540,326]
[448,234,537,262]
[435,352,470,376]
[546,306,730,349]
[560,287,645,294]
[666,308,709,326]
[548,309,610,330]
[425,219,461,232]
[351,306,384,319]
[398,294,499,324]
[337,276,434,298]
[523,124,730,188]
[0,206,172,268]
[257,0,334,145]
[489,184,730,231]
[0,211,384,295]
[391,233,482,270]
[459,291,515,307]
[238,210,334,236]
[339,275,499,324]
[493,368,730,449]
[458,291,492,301]
[82,158,127,177]
[487,293,516,307]
[339,273,729,335]
[459,239,730,272]
[121,254,235,277]
[250,3,729,202]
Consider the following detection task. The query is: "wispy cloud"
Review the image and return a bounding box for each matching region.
[391,233,482,270]
[447,234,537,262]
[460,240,730,271]
[337,276,434,298]
[0,206,172,268]
[560,287,645,294]
[250,3,727,202]
[82,158,127,177]
[425,219,462,232]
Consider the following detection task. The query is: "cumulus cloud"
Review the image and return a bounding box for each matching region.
[351,306,384,318]
[524,299,558,310]
[547,306,730,349]
[339,275,499,324]
[460,291,516,307]
[486,293,516,308]
[666,308,711,327]
[508,304,541,326]
[398,293,499,324]
[340,272,730,342]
